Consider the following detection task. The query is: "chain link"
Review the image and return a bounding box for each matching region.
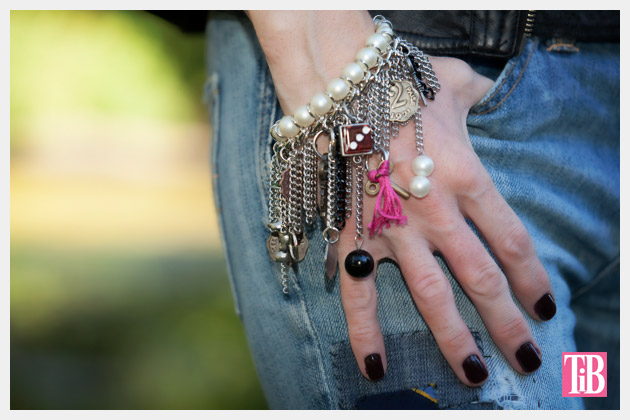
[353,156,364,249]
[280,262,289,294]
[325,138,338,233]
[287,147,303,235]
[345,160,353,219]
[414,107,424,155]
[303,140,318,225]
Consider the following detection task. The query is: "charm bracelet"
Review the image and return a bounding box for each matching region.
[265,16,440,293]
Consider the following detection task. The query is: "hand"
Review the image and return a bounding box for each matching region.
[337,56,555,385]
[249,10,556,386]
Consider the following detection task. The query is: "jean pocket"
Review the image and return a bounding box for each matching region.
[468,38,538,116]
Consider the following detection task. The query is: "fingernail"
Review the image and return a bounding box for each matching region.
[365,353,384,381]
[534,293,556,321]
[515,342,542,373]
[462,354,488,384]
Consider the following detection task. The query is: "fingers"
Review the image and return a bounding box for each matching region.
[433,219,543,374]
[396,241,489,386]
[460,183,556,322]
[339,243,387,382]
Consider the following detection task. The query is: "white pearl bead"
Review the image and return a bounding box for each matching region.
[412,155,434,177]
[278,115,299,138]
[310,92,333,116]
[409,176,431,198]
[376,23,394,37]
[379,32,393,44]
[355,47,380,69]
[342,62,365,84]
[366,33,390,55]
[293,105,315,127]
[326,78,350,101]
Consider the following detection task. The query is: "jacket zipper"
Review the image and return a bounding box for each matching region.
[524,10,536,37]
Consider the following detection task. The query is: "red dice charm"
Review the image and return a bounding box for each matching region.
[337,123,374,157]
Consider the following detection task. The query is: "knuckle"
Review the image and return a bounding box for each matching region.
[466,261,506,300]
[499,223,533,263]
[494,314,530,343]
[344,285,376,314]
[433,216,461,238]
[441,326,470,351]
[515,264,550,298]
[422,207,461,238]
[450,152,483,193]
[350,322,378,346]
[409,271,449,304]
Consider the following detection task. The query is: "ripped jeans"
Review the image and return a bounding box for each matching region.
[205,12,619,409]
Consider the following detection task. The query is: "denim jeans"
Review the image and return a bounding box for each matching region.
[204,12,619,410]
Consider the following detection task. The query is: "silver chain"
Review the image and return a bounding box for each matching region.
[379,73,391,150]
[325,142,337,232]
[345,161,353,219]
[268,151,288,228]
[303,140,318,225]
[414,107,424,155]
[280,262,289,294]
[288,147,303,235]
[353,156,364,249]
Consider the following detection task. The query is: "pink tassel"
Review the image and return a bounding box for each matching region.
[367,160,407,236]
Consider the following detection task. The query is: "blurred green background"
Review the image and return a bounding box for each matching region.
[10,10,267,409]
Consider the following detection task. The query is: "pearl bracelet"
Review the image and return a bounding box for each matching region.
[265,15,440,293]
[270,17,395,141]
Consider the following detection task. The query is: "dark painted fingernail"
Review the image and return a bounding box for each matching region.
[534,293,556,321]
[515,342,542,373]
[462,354,488,384]
[365,353,384,381]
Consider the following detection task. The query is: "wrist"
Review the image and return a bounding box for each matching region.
[249,11,374,113]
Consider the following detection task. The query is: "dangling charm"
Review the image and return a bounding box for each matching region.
[367,158,407,236]
[344,249,374,278]
[344,155,375,279]
[337,123,374,157]
[409,154,434,198]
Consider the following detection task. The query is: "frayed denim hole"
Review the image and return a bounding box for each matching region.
[330,331,483,409]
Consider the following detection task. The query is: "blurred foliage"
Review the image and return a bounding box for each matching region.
[10,10,267,409]
[11,10,207,150]
[11,249,266,409]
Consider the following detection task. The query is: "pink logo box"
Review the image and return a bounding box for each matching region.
[562,352,607,397]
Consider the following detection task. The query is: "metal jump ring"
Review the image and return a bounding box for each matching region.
[311,129,329,160]
[278,145,291,163]
[322,227,340,244]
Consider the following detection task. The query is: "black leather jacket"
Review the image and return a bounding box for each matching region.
[370,10,619,60]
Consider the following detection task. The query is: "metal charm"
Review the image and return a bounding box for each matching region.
[266,233,291,264]
[365,180,411,200]
[324,241,338,280]
[364,158,410,199]
[280,168,291,200]
[291,233,309,262]
[389,80,419,122]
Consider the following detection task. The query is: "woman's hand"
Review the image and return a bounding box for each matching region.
[249,10,556,386]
